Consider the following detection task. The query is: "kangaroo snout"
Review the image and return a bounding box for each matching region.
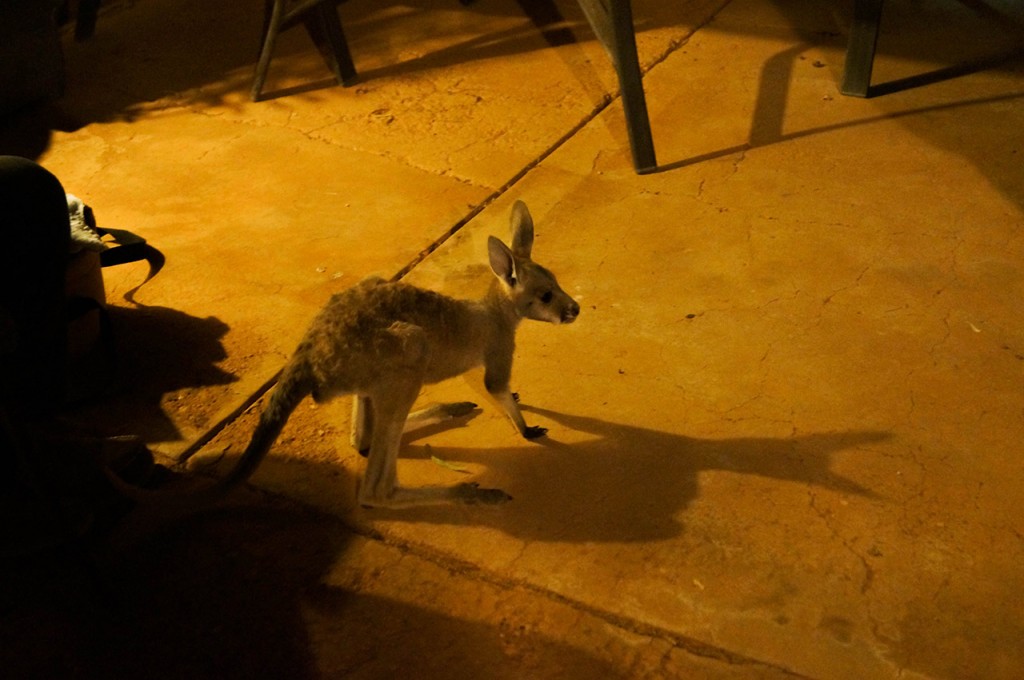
[561,300,580,324]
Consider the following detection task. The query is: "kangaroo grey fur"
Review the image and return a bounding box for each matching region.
[114,200,579,509]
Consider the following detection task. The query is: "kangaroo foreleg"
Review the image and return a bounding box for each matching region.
[493,388,547,440]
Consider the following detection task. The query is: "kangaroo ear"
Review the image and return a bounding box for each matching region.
[509,200,534,258]
[488,235,517,286]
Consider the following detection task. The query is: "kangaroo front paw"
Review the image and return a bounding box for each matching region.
[454,482,513,505]
[523,425,548,440]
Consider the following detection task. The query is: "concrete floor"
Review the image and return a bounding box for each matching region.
[3,0,1023,677]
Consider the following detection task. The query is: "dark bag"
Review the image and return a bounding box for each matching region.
[64,195,164,392]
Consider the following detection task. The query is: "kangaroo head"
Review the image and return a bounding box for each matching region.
[487,201,580,325]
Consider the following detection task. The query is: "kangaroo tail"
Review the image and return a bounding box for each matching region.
[104,361,314,511]
[212,361,312,495]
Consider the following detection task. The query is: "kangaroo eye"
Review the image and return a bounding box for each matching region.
[540,291,553,304]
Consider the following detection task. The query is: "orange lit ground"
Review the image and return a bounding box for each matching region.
[3,0,1023,677]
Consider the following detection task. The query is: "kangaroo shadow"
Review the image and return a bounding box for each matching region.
[372,406,890,543]
[62,304,237,444]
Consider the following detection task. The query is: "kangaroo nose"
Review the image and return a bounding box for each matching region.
[563,301,580,323]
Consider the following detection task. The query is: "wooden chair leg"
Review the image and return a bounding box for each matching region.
[841,0,885,97]
[305,2,358,86]
[252,0,286,101]
[577,0,657,173]
[251,0,358,102]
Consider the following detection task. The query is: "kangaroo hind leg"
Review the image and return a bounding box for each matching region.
[350,395,374,454]
[358,378,419,507]
[358,378,511,509]
[405,400,479,431]
[352,397,477,456]
[355,321,510,508]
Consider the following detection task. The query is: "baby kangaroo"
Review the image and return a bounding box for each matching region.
[118,201,578,509]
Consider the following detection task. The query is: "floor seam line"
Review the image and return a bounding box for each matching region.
[388,94,616,283]
[342,519,811,679]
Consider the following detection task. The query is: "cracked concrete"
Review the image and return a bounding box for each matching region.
[3,0,1024,678]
